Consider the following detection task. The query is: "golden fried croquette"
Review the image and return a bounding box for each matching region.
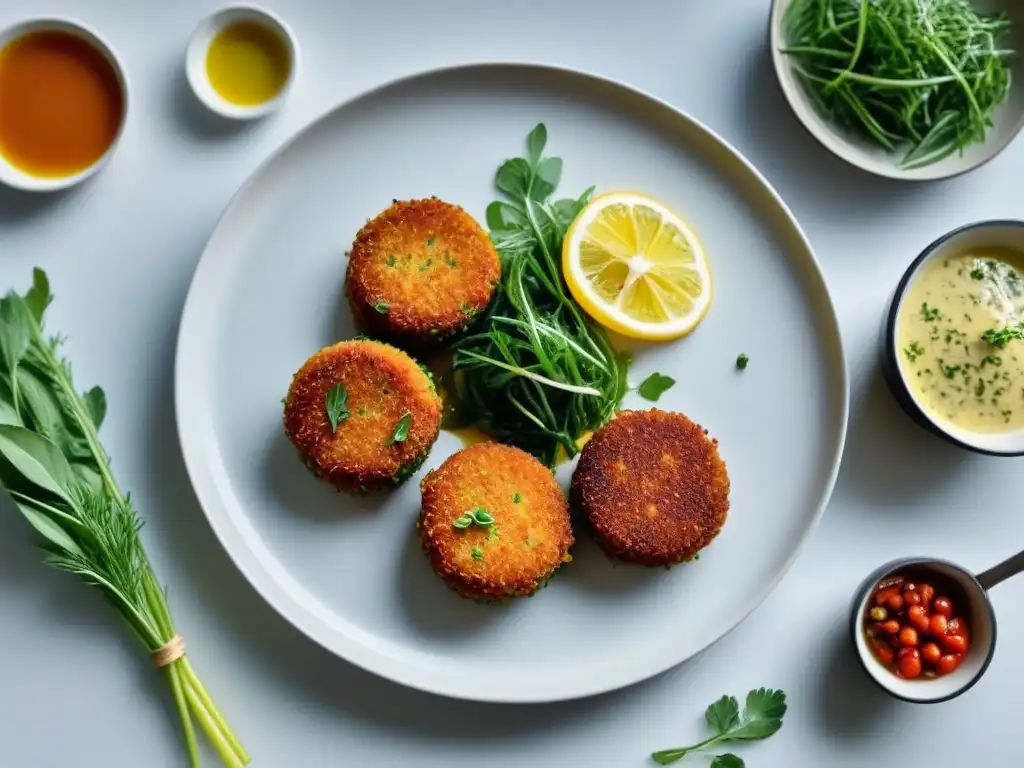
[418,443,573,600]
[346,197,501,346]
[571,409,730,566]
[283,339,442,493]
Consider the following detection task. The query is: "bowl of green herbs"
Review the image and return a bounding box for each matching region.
[770,0,1024,180]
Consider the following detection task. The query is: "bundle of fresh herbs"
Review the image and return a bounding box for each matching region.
[0,270,248,768]
[781,0,1014,169]
[452,124,630,466]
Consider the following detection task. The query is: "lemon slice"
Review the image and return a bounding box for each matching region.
[563,192,712,340]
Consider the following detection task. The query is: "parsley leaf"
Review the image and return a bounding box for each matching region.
[452,507,495,531]
[471,546,484,561]
[729,688,787,740]
[385,412,411,445]
[705,695,740,733]
[324,383,349,432]
[982,322,1024,349]
[373,300,390,314]
[638,372,675,402]
[651,688,786,765]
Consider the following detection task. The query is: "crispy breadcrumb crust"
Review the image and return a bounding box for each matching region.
[346,197,500,346]
[419,443,573,600]
[283,339,441,493]
[571,409,730,566]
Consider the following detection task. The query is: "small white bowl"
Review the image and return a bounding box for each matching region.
[850,557,997,704]
[0,18,128,193]
[769,0,1024,181]
[186,5,298,121]
[883,221,1024,456]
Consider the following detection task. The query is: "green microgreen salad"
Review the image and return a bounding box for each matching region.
[451,124,630,466]
[781,0,1014,170]
[651,688,787,766]
[0,270,247,768]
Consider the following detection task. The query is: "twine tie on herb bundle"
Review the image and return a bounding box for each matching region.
[151,635,186,668]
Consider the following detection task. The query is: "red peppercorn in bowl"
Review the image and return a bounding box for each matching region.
[850,558,996,704]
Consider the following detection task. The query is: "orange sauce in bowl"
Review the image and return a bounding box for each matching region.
[0,30,124,178]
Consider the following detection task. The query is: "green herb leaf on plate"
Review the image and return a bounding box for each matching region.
[325,383,349,432]
[638,372,675,402]
[736,353,749,370]
[386,412,412,445]
[470,507,494,526]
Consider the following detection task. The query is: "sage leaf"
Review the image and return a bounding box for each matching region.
[18,366,66,444]
[0,424,78,506]
[83,386,106,429]
[0,294,32,409]
[0,399,22,427]
[23,268,52,323]
[12,497,83,555]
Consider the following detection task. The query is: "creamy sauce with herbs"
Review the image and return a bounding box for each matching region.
[898,249,1024,432]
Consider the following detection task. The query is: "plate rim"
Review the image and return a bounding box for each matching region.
[174,61,850,702]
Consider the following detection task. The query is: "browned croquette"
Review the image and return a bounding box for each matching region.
[571,409,730,566]
[345,197,501,347]
[418,443,573,600]
[283,339,442,493]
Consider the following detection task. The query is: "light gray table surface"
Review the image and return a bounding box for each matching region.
[1,1,1021,766]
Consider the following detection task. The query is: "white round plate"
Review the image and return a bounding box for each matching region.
[176,63,848,702]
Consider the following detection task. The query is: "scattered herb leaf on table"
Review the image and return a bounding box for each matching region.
[651,688,786,765]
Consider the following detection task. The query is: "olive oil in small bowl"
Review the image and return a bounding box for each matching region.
[883,221,1024,456]
[186,5,297,120]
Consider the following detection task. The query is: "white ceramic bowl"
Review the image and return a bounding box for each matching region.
[769,0,1024,181]
[850,558,996,704]
[883,220,1024,456]
[0,18,128,193]
[186,5,298,121]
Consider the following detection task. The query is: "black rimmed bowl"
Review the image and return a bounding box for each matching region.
[850,549,1024,703]
[882,220,1024,456]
